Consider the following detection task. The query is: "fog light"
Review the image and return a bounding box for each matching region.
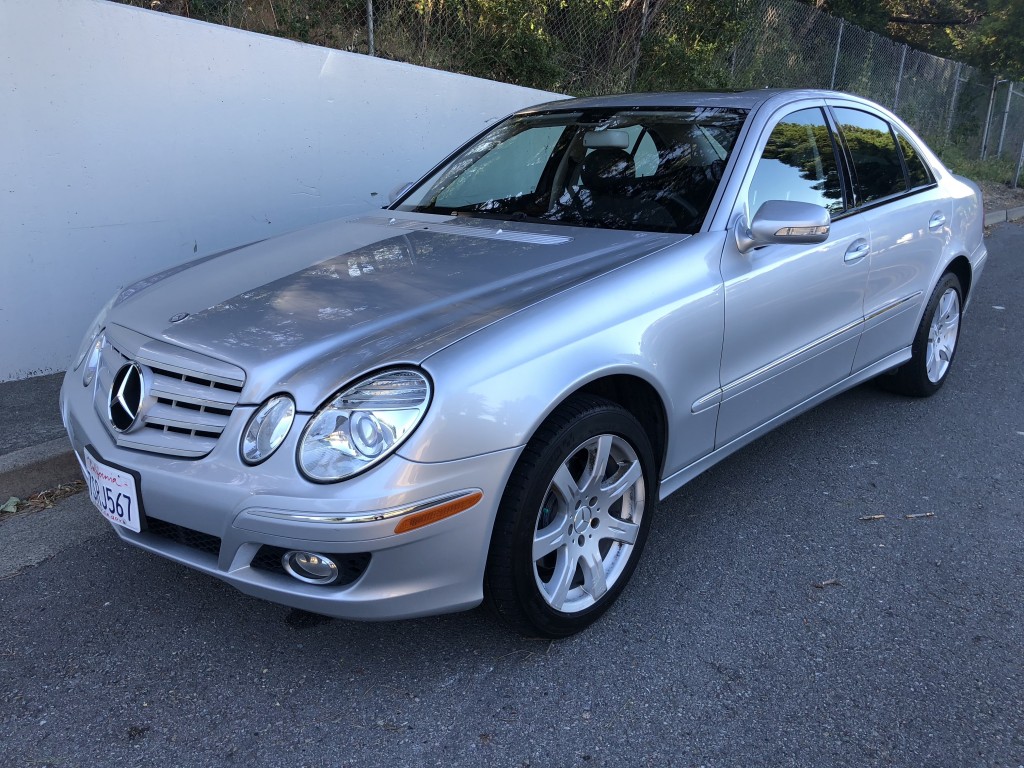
[281,551,340,585]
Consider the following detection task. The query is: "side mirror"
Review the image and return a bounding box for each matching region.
[734,200,830,253]
[387,181,413,205]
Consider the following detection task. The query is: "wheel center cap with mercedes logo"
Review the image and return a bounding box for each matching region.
[108,362,147,432]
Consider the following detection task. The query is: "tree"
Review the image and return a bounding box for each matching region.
[801,0,1024,78]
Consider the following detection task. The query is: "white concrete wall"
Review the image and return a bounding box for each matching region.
[0,0,560,381]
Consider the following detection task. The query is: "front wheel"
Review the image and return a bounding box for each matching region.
[484,396,655,638]
[880,272,963,397]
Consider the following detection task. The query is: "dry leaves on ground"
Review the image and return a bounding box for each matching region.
[1,480,86,516]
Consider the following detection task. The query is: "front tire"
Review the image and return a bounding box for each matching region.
[881,272,963,397]
[484,396,655,638]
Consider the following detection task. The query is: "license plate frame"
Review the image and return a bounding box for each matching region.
[81,445,147,533]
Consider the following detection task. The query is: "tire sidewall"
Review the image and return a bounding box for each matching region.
[503,402,656,637]
[912,272,963,395]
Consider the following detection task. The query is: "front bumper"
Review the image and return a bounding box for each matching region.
[61,370,521,620]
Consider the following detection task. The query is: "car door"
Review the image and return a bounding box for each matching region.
[715,104,870,447]
[828,106,953,372]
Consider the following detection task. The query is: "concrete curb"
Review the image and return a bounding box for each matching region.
[985,205,1024,227]
[0,437,78,501]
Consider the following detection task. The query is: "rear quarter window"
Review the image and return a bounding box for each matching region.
[895,130,934,189]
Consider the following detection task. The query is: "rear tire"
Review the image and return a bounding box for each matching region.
[484,396,655,638]
[879,272,962,397]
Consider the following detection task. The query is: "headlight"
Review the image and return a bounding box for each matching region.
[241,395,296,465]
[73,288,121,371]
[298,369,432,482]
[82,333,104,387]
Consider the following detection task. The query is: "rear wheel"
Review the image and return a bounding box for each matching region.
[484,396,655,638]
[880,272,962,397]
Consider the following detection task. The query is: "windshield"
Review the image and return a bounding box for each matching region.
[395,107,747,234]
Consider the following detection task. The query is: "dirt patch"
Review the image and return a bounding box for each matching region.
[978,180,1024,213]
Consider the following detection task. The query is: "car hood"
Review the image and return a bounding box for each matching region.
[109,212,682,407]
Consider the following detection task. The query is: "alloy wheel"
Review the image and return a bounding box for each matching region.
[927,286,960,383]
[531,433,646,614]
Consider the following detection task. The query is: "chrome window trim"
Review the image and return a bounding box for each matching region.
[835,183,941,220]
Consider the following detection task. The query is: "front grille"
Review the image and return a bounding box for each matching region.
[94,325,246,458]
[145,517,222,557]
[251,545,371,587]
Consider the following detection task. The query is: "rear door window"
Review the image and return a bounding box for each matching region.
[834,107,907,204]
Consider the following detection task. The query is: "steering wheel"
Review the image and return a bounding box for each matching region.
[658,193,701,228]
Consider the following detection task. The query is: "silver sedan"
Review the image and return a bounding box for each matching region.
[61,88,986,637]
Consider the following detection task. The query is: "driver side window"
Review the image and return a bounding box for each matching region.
[748,108,845,216]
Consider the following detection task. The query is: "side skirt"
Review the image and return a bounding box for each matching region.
[658,346,912,501]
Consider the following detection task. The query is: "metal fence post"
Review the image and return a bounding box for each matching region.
[1015,133,1024,188]
[629,0,651,89]
[981,75,1000,159]
[729,0,742,84]
[830,19,844,90]
[943,62,963,147]
[892,44,908,110]
[367,0,375,56]
[997,83,1014,157]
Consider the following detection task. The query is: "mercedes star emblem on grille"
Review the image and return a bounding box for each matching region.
[108,362,146,432]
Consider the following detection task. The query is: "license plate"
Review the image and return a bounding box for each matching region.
[80,447,145,533]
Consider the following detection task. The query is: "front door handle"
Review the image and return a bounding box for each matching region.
[929,212,946,229]
[844,239,870,264]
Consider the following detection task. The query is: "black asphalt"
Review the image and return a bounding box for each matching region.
[0,372,64,457]
[1,224,1021,768]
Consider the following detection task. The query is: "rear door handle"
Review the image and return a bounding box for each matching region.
[844,239,870,264]
[929,212,946,229]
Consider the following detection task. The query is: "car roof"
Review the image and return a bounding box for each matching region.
[518,88,873,114]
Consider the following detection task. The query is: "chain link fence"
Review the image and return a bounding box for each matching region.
[726,0,1024,185]
[123,0,1024,184]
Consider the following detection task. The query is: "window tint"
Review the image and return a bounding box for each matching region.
[895,130,933,189]
[834,107,907,203]
[748,108,844,215]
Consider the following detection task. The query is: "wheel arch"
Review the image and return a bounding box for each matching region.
[944,254,973,301]
[489,371,672,488]
[560,373,669,481]
[483,377,663,637]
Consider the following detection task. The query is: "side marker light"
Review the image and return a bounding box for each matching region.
[393,491,483,535]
